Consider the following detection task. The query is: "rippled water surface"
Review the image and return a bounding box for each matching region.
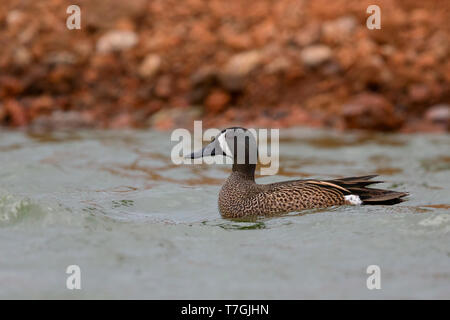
[0,128,449,299]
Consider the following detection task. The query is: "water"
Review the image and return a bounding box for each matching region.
[0,128,449,299]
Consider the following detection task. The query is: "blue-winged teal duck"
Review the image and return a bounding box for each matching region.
[189,127,408,218]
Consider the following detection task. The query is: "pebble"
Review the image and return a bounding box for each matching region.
[341,93,403,131]
[300,45,332,67]
[322,16,357,42]
[139,54,162,79]
[220,50,263,91]
[97,30,138,53]
[425,104,450,124]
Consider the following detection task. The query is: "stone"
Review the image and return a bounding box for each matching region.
[6,10,26,27]
[205,89,231,113]
[293,23,321,47]
[265,56,292,74]
[138,54,161,78]
[149,107,202,130]
[154,75,172,98]
[300,45,332,67]
[29,95,54,119]
[223,50,263,77]
[97,30,138,53]
[110,113,134,129]
[219,50,263,91]
[190,66,219,104]
[425,104,450,125]
[12,47,31,66]
[45,51,77,65]
[4,100,27,126]
[341,93,403,131]
[408,84,430,102]
[322,16,357,43]
[0,104,5,123]
[191,66,218,87]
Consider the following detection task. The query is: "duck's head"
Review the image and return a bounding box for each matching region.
[188,127,258,164]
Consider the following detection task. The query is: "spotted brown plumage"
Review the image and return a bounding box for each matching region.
[188,128,409,218]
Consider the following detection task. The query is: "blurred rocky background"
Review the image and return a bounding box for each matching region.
[0,0,449,132]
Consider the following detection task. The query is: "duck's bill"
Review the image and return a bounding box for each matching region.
[185,141,217,159]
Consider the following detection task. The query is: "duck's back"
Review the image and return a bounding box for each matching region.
[218,175,346,218]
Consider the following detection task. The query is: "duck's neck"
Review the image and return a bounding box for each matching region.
[231,163,256,181]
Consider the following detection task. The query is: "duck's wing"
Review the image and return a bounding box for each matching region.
[264,175,408,205]
[256,179,347,212]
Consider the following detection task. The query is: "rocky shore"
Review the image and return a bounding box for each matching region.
[0,0,449,132]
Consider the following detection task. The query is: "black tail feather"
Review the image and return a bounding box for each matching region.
[328,175,408,205]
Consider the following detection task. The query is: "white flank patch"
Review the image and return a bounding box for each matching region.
[345,194,362,205]
[218,132,232,157]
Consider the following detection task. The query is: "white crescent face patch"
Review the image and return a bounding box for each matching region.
[218,131,233,157]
